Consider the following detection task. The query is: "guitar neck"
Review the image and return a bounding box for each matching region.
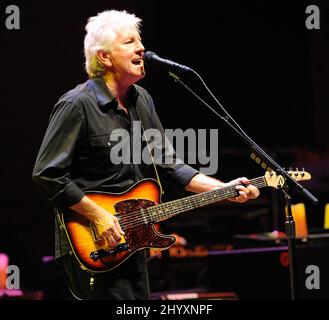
[146,176,267,223]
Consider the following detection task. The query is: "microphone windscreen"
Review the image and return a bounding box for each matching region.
[143,51,156,63]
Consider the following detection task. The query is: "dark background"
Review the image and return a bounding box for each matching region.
[1,0,328,298]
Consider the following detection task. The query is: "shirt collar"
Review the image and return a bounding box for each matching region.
[88,77,139,110]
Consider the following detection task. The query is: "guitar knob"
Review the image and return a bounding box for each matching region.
[90,251,100,261]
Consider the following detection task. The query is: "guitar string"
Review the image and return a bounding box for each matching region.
[118,177,265,226]
[118,177,265,225]
[118,178,265,229]
[90,179,265,240]
[118,178,266,230]
[94,178,266,246]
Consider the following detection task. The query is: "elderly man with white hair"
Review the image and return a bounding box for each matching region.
[33,9,259,300]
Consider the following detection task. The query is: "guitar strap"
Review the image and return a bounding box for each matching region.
[135,103,164,196]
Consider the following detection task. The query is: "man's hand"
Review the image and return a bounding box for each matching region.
[185,174,260,204]
[93,208,125,246]
[70,196,125,247]
[225,177,260,203]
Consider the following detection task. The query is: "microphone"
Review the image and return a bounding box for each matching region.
[143,51,193,72]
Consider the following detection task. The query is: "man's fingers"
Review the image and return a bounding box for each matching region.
[239,177,249,184]
[107,234,118,246]
[110,227,122,242]
[102,225,121,243]
[236,191,248,202]
[114,217,125,235]
[227,178,260,203]
[236,185,250,195]
[246,185,260,199]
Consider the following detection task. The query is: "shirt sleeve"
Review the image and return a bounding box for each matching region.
[32,100,86,211]
[142,91,199,188]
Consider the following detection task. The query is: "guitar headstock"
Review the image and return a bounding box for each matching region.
[265,170,311,189]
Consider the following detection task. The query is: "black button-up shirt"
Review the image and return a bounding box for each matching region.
[32,77,198,258]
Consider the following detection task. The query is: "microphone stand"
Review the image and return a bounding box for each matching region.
[168,71,319,300]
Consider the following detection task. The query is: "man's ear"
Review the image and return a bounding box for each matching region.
[96,50,112,67]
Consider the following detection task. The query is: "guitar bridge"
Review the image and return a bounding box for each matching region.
[90,243,129,261]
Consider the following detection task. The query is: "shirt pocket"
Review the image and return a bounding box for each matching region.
[89,131,130,169]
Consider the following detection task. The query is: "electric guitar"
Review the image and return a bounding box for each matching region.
[59,170,311,273]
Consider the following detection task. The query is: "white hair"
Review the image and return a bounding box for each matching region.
[84,10,142,79]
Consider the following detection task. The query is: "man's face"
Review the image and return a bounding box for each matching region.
[108,28,145,84]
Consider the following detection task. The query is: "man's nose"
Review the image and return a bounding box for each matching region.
[136,41,145,53]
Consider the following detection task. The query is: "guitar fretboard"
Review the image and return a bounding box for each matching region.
[144,176,267,223]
